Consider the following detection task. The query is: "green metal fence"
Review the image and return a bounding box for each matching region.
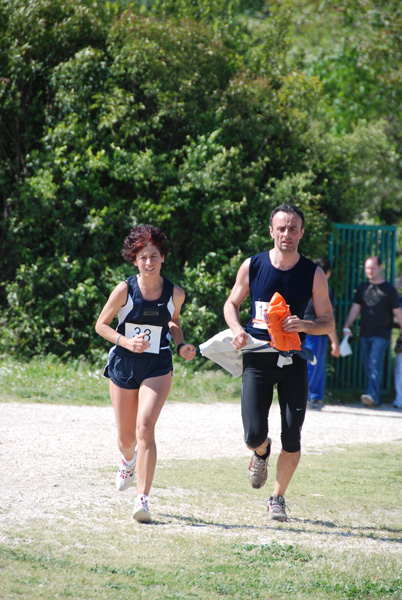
[327,223,398,393]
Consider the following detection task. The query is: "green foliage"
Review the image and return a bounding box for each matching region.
[0,0,114,270]
[1,0,401,361]
[138,0,266,24]
[284,0,402,224]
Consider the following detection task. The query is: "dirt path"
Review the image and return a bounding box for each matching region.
[1,400,402,533]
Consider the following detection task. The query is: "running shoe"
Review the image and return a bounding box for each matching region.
[307,399,324,410]
[248,438,271,489]
[267,494,288,522]
[132,494,152,523]
[360,394,375,407]
[116,448,137,492]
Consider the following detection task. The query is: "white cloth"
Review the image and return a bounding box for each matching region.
[339,334,353,357]
[199,329,291,377]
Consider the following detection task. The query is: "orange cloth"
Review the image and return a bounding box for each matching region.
[263,292,301,351]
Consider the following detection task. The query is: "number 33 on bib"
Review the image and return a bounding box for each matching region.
[125,323,162,354]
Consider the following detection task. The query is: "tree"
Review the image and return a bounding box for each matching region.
[1,0,400,362]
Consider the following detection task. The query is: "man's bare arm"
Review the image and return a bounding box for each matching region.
[282,267,335,335]
[343,303,361,336]
[223,259,251,349]
[393,306,402,331]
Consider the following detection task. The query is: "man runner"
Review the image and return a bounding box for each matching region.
[223,203,334,521]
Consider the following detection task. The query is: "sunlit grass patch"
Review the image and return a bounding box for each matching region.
[0,356,242,405]
[1,445,402,599]
[170,362,242,403]
[0,355,108,405]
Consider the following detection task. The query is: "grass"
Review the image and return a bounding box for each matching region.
[1,358,402,598]
[0,356,242,405]
[0,355,395,408]
[1,445,402,599]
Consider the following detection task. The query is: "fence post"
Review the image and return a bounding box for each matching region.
[327,223,397,395]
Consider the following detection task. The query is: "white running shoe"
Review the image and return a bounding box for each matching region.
[116,449,137,492]
[132,494,152,523]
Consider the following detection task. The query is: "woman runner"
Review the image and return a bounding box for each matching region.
[95,225,196,523]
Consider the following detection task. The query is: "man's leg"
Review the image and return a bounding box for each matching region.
[251,438,271,456]
[267,358,307,520]
[273,449,301,497]
[394,353,402,408]
[360,337,376,406]
[241,353,275,489]
[365,337,389,405]
[305,335,327,406]
[304,334,318,402]
[314,336,328,402]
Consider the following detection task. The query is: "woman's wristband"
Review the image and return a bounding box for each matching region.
[116,334,122,346]
[176,343,186,356]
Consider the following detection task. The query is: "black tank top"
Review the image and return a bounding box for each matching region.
[244,251,317,341]
[115,275,175,355]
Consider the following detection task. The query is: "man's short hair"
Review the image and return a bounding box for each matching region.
[366,255,382,266]
[269,203,305,229]
[314,258,331,274]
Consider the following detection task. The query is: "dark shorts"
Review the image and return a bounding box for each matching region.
[104,348,173,390]
[241,351,308,453]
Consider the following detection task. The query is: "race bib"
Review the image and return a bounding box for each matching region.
[125,323,162,354]
[254,301,270,329]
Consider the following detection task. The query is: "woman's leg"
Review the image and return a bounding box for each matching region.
[135,372,172,496]
[110,380,138,462]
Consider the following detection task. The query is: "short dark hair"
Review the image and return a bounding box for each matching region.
[269,203,305,229]
[121,225,169,264]
[314,258,331,274]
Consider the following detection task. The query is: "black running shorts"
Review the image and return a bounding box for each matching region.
[104,348,173,390]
